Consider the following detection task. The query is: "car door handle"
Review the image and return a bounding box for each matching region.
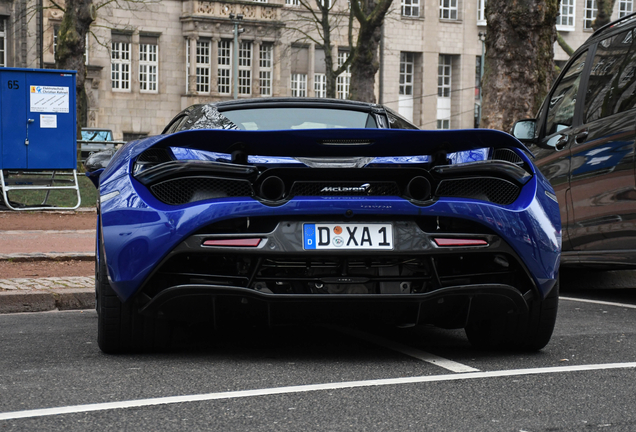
[555,134,569,151]
[575,130,589,143]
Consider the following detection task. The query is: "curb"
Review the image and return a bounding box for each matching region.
[0,288,95,313]
[0,252,94,262]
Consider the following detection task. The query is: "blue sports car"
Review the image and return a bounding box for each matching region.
[86,98,561,353]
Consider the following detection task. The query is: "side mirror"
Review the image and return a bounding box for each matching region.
[511,119,537,143]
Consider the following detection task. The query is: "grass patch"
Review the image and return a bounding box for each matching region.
[2,173,98,209]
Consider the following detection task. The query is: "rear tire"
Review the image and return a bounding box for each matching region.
[96,242,168,353]
[465,278,559,351]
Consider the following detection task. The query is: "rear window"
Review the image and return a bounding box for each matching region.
[220,107,377,130]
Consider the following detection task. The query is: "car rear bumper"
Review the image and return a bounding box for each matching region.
[137,282,531,329]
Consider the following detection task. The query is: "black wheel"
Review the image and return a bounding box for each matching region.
[96,241,168,353]
[465,278,559,351]
[515,277,559,351]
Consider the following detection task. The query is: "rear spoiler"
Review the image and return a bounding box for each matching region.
[127,128,531,159]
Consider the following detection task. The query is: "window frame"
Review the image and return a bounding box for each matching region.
[583,0,597,31]
[437,54,452,98]
[402,0,420,17]
[556,0,576,32]
[314,73,327,98]
[139,42,159,94]
[540,49,589,141]
[437,119,450,130]
[619,0,634,18]
[0,18,6,68]
[477,0,486,25]
[111,41,131,92]
[291,73,307,97]
[399,52,414,97]
[259,43,273,96]
[217,40,231,95]
[439,0,458,20]
[238,41,252,96]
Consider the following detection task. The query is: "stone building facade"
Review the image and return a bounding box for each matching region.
[1,0,632,138]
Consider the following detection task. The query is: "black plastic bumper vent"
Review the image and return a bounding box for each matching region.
[150,177,253,205]
[435,177,520,205]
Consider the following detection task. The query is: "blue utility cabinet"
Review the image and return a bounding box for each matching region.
[0,68,77,170]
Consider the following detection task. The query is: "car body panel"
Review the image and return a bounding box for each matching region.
[97,128,560,306]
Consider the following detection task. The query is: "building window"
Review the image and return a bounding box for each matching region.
[399,52,414,97]
[253,0,268,2]
[291,74,307,97]
[0,18,6,67]
[314,74,327,98]
[402,0,420,17]
[583,0,597,30]
[477,0,487,25]
[238,41,252,95]
[437,55,452,129]
[438,54,452,97]
[557,0,575,31]
[218,40,231,94]
[285,0,300,5]
[194,40,211,94]
[475,55,481,99]
[111,41,131,91]
[337,51,350,99]
[186,40,210,94]
[439,0,458,20]
[259,44,273,96]
[619,0,633,17]
[139,41,158,93]
[399,52,415,122]
[437,119,450,129]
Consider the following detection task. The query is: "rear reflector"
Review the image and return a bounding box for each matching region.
[203,238,262,247]
[433,238,488,247]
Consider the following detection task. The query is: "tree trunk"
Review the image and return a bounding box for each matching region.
[55,0,94,146]
[349,0,392,103]
[349,20,381,102]
[481,0,558,132]
[594,0,617,30]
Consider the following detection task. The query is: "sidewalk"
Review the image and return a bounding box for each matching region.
[0,210,96,313]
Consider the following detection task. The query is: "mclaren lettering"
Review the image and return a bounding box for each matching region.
[320,184,371,193]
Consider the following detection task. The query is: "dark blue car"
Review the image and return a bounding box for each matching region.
[87,98,561,353]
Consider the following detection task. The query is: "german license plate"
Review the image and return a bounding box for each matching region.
[303,223,393,250]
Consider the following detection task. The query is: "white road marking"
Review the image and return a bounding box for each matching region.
[1,362,635,421]
[560,296,636,310]
[331,326,479,373]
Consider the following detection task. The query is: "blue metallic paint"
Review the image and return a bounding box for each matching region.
[97,129,560,303]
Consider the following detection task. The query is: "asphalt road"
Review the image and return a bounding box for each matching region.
[0,287,635,431]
